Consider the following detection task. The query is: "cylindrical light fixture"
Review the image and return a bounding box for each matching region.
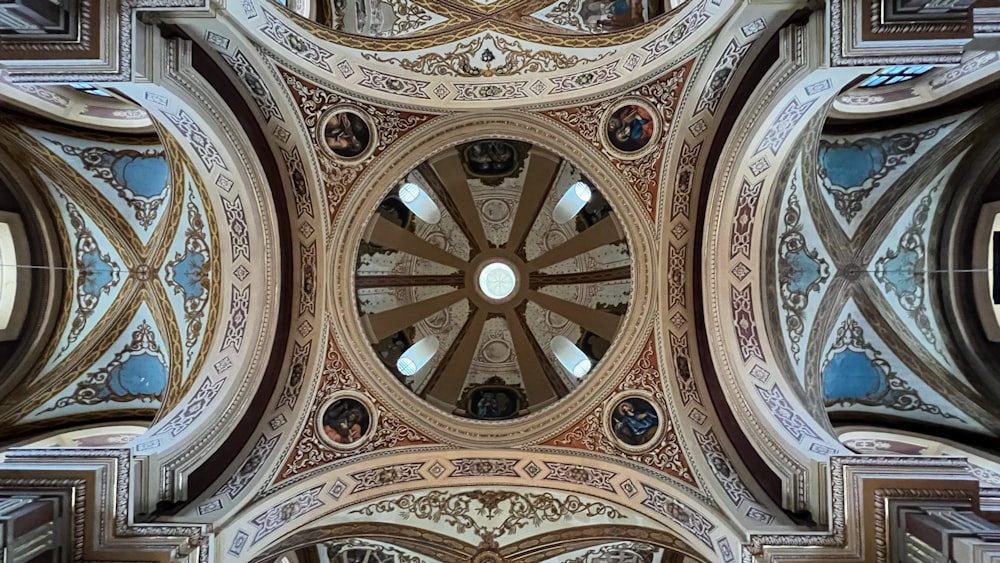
[552,181,592,224]
[396,335,440,376]
[398,182,442,224]
[551,335,592,377]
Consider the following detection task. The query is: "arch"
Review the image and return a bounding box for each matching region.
[0,211,29,341]
[253,523,705,563]
[220,448,735,563]
[838,427,1000,488]
[223,0,740,110]
[102,34,313,512]
[0,80,154,132]
[699,14,855,517]
[0,147,66,410]
[8,423,149,449]
[829,51,1000,121]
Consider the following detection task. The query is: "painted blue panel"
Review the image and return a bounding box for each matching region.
[879,247,920,297]
[816,116,963,230]
[79,247,117,297]
[821,313,961,423]
[41,316,168,413]
[39,179,125,360]
[30,131,171,235]
[822,349,887,402]
[163,174,213,368]
[776,173,830,367]
[110,153,169,198]
[873,168,957,370]
[168,250,207,299]
[106,352,167,399]
[819,142,887,190]
[784,247,825,295]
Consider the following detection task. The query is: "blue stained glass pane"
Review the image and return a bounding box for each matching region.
[68,83,113,97]
[859,75,890,87]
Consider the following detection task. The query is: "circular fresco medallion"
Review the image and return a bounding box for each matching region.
[320,106,376,161]
[601,98,660,158]
[606,393,662,451]
[318,392,377,449]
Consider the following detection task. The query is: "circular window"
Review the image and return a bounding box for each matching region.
[355,139,632,420]
[477,261,518,302]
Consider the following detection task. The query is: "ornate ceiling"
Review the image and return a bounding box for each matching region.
[0,115,216,439]
[299,0,683,39]
[766,106,1000,435]
[355,139,631,417]
[2,1,1000,562]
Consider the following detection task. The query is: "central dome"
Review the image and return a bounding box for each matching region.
[356,139,632,420]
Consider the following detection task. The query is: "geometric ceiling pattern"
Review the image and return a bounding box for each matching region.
[296,0,681,39]
[767,107,1000,436]
[5,1,1000,562]
[0,117,217,439]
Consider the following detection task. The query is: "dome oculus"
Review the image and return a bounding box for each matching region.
[477,261,517,301]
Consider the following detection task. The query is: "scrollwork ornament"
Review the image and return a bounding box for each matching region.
[362,34,610,78]
[873,191,938,350]
[823,315,958,420]
[777,183,828,363]
[351,490,625,546]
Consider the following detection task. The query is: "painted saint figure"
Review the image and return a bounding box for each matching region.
[322,398,371,445]
[578,0,666,32]
[476,391,499,418]
[323,110,370,158]
[465,383,522,420]
[464,141,516,176]
[611,398,659,446]
[607,104,654,152]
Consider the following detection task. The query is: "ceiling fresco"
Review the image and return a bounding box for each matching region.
[355,139,631,419]
[171,9,781,556]
[8,2,1000,563]
[767,107,1000,435]
[838,428,1000,490]
[275,538,682,563]
[285,0,685,39]
[0,119,219,435]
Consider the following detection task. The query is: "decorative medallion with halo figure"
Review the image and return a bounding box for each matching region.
[318,392,377,449]
[606,392,663,451]
[601,98,661,158]
[320,106,376,161]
